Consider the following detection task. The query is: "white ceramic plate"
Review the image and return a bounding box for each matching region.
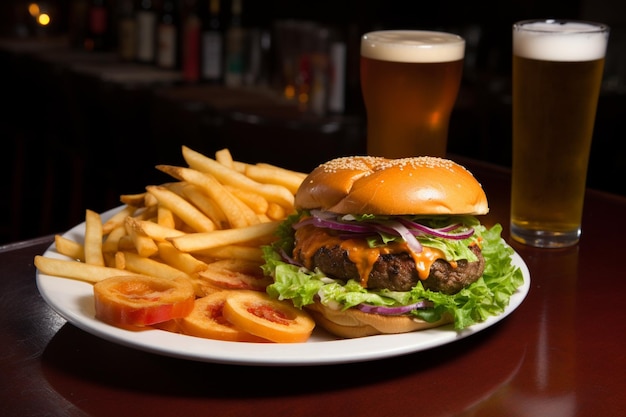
[36,207,530,366]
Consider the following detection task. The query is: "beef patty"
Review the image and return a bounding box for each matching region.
[302,244,485,295]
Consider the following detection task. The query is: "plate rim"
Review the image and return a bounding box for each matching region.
[35,206,531,366]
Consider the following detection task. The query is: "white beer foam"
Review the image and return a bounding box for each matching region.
[514,21,608,62]
[361,30,465,63]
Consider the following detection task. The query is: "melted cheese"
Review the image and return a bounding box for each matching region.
[293,225,446,287]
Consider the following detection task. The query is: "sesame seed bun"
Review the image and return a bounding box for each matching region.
[305,302,453,338]
[288,156,489,338]
[295,156,489,216]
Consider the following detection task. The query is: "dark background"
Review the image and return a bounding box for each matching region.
[1,0,625,245]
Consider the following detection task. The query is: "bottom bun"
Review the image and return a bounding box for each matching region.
[305,302,453,339]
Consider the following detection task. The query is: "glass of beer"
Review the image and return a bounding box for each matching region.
[360,30,465,158]
[511,19,609,248]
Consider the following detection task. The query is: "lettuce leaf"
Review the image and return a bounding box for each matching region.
[262,216,524,330]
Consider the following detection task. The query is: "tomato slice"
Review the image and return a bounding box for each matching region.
[222,291,315,343]
[179,291,268,342]
[197,259,272,291]
[94,275,195,327]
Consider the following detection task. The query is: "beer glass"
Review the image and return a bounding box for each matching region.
[511,19,609,248]
[360,30,465,158]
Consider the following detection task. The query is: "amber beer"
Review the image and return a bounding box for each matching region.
[511,20,609,248]
[360,30,465,158]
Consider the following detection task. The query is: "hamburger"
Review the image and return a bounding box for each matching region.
[262,156,523,338]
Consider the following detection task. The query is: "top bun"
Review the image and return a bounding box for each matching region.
[295,156,488,215]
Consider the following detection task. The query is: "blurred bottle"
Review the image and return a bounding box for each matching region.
[85,0,111,51]
[294,21,316,110]
[135,0,158,64]
[200,0,224,83]
[116,0,136,61]
[327,28,347,114]
[181,0,202,82]
[224,0,245,87]
[273,19,298,100]
[156,0,181,70]
[245,28,271,86]
[309,26,330,115]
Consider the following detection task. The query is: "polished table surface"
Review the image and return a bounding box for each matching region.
[1,157,625,417]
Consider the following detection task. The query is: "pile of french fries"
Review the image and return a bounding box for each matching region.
[34,146,307,301]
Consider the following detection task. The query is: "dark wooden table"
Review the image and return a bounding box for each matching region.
[1,158,625,417]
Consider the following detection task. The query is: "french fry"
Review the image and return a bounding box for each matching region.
[215,148,235,168]
[117,251,194,281]
[139,205,160,221]
[143,192,159,207]
[103,252,116,268]
[34,255,141,284]
[114,251,126,269]
[231,160,248,173]
[124,217,159,258]
[256,213,271,223]
[157,241,209,275]
[239,233,280,247]
[181,146,295,209]
[157,205,176,228]
[34,147,312,343]
[117,234,136,252]
[245,163,306,195]
[102,205,137,234]
[54,235,84,261]
[146,185,216,232]
[181,183,228,228]
[257,162,307,178]
[266,202,288,221]
[102,225,128,254]
[168,221,280,252]
[193,245,264,263]
[225,185,269,214]
[164,180,188,197]
[134,234,159,258]
[84,209,105,266]
[125,216,186,241]
[156,165,257,228]
[119,193,147,207]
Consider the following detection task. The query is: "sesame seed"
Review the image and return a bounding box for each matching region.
[319,156,456,175]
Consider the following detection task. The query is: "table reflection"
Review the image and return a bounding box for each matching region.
[42,320,526,416]
[472,245,579,416]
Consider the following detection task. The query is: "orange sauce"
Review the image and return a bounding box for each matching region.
[293,224,447,286]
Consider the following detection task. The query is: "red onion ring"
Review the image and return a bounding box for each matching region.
[356,300,434,315]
